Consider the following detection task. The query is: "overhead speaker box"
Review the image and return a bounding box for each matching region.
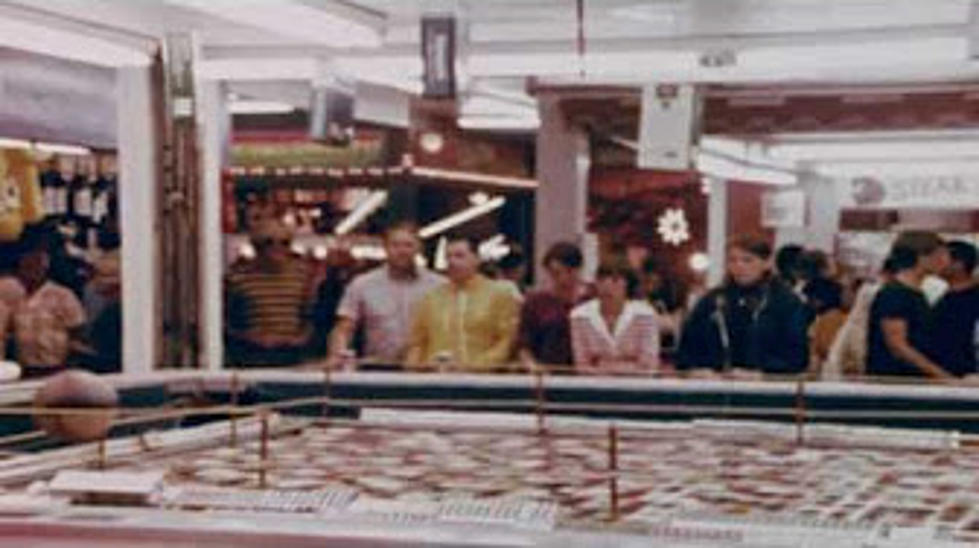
[309,83,355,146]
[637,83,700,171]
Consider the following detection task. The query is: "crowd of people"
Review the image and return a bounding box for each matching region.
[2,216,973,382]
[225,219,979,381]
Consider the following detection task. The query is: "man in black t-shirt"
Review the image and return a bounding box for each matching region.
[867,232,952,379]
[930,241,979,377]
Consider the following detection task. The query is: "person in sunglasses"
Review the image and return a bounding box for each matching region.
[225,220,315,367]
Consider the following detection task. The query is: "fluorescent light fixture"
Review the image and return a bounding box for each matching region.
[351,245,387,261]
[229,100,297,115]
[0,138,32,150]
[696,152,798,186]
[334,190,388,236]
[434,237,448,271]
[0,15,150,67]
[458,116,540,131]
[35,142,92,156]
[469,192,490,206]
[478,233,507,260]
[166,0,380,48]
[419,197,507,239]
[481,244,511,262]
[411,167,538,191]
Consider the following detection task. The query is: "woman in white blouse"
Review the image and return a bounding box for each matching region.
[570,259,660,375]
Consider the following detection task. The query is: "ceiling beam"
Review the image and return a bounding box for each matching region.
[201,22,967,60]
[0,1,156,66]
[164,0,381,48]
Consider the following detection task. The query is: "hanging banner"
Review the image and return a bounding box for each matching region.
[837,174,979,210]
[421,16,457,99]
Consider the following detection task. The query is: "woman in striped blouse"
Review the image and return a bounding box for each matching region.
[570,259,661,375]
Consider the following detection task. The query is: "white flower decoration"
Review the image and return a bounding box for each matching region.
[657,208,690,246]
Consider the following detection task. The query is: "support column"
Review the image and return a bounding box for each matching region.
[534,94,589,283]
[197,81,230,371]
[775,169,840,253]
[707,177,728,287]
[117,65,161,375]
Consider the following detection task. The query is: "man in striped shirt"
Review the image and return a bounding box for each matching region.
[225,221,315,367]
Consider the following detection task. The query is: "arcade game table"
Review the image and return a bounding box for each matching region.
[0,368,977,547]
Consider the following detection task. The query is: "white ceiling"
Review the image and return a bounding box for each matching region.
[1,0,978,130]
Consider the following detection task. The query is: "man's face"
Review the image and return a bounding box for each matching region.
[727,247,769,286]
[385,229,420,271]
[545,261,578,289]
[446,241,479,284]
[253,233,290,266]
[18,249,49,287]
[924,246,951,276]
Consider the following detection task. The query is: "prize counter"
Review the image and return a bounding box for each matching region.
[0,369,977,547]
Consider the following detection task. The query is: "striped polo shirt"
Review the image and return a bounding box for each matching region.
[226,260,313,338]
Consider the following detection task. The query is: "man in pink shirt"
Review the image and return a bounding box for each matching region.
[0,228,86,378]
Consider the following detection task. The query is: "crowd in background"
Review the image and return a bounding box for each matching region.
[0,214,973,382]
[0,221,122,378]
[223,217,979,381]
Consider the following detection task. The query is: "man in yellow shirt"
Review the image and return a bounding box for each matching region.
[406,234,518,372]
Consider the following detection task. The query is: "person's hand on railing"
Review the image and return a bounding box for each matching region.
[323,349,355,371]
[728,368,764,382]
[685,368,720,380]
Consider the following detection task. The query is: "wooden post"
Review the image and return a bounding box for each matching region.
[229,371,239,447]
[794,377,806,446]
[259,410,270,488]
[607,424,619,522]
[321,366,332,419]
[97,437,108,470]
[534,366,546,435]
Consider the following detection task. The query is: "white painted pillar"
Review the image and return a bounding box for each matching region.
[117,66,160,375]
[775,168,840,253]
[706,176,728,287]
[534,94,589,282]
[196,80,229,371]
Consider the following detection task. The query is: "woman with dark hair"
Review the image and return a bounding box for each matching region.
[676,234,809,378]
[569,258,660,375]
